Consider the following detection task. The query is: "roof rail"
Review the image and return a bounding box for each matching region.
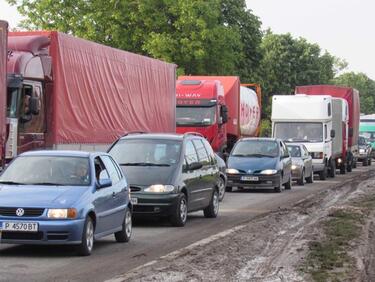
[121,131,148,137]
[183,132,204,138]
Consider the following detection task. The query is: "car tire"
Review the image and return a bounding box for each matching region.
[319,166,327,180]
[328,160,336,178]
[218,177,226,202]
[284,176,292,190]
[225,186,233,192]
[204,189,219,218]
[115,207,132,243]
[170,193,188,227]
[363,158,368,166]
[76,216,95,256]
[340,163,346,174]
[347,162,353,172]
[274,176,282,193]
[306,169,314,183]
[297,169,304,186]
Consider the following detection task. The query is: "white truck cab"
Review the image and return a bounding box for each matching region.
[271,95,334,180]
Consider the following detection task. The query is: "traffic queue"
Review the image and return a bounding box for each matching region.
[0,25,367,256]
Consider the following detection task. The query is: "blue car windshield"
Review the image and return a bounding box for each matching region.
[0,156,91,186]
[231,140,279,157]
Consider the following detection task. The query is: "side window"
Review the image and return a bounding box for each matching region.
[192,139,210,165]
[201,138,216,164]
[281,142,289,157]
[101,156,121,185]
[94,157,109,182]
[109,156,124,179]
[303,146,309,157]
[185,140,199,165]
[328,103,331,116]
[324,125,327,139]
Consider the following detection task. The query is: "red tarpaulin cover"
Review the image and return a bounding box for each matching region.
[0,21,7,159]
[295,85,360,148]
[9,31,176,144]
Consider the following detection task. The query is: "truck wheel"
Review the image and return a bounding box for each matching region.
[328,161,336,178]
[203,189,219,218]
[369,158,372,166]
[340,163,346,174]
[363,158,368,166]
[319,166,327,180]
[297,169,304,186]
[170,193,188,227]
[306,170,314,184]
[225,186,232,192]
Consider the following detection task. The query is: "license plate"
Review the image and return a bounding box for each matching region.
[131,198,138,205]
[241,176,259,181]
[1,222,38,232]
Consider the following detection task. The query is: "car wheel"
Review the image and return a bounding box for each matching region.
[77,216,95,256]
[340,163,346,174]
[115,207,132,243]
[328,160,336,178]
[170,193,188,227]
[284,175,292,190]
[347,162,353,172]
[319,166,327,180]
[306,169,314,183]
[274,176,282,193]
[225,186,233,192]
[204,189,219,218]
[363,158,368,166]
[218,177,226,202]
[297,169,304,186]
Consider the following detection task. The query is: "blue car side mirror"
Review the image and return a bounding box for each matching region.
[98,178,112,189]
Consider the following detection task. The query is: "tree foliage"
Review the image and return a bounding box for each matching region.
[332,72,375,114]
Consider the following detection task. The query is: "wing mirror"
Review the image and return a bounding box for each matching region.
[98,178,112,189]
[220,105,228,124]
[188,162,203,171]
[330,129,335,138]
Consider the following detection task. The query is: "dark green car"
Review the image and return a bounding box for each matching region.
[108,133,220,227]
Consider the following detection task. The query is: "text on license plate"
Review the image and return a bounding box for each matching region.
[131,198,138,205]
[241,176,259,181]
[1,222,38,232]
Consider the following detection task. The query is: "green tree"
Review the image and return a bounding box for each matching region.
[332,72,375,114]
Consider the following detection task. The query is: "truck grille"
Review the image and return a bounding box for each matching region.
[0,207,45,217]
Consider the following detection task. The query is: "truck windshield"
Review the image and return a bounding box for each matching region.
[176,106,216,126]
[274,122,323,142]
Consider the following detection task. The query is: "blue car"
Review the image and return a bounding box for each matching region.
[0,150,132,256]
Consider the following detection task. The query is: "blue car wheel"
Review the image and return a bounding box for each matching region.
[77,216,95,256]
[115,207,132,243]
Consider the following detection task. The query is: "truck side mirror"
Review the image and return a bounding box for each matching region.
[348,128,354,137]
[29,97,40,115]
[220,105,228,124]
[330,129,335,138]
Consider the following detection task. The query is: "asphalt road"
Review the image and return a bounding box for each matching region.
[0,164,373,282]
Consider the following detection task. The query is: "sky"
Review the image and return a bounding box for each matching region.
[0,0,374,79]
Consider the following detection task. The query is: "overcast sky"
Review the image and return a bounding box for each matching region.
[0,0,374,79]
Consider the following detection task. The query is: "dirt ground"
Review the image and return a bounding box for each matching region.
[110,170,375,282]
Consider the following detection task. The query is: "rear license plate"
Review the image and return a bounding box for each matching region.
[1,222,38,232]
[241,176,259,181]
[131,198,138,205]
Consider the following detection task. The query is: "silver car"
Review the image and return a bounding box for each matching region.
[287,143,314,185]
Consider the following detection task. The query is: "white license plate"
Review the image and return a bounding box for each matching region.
[1,222,38,232]
[241,176,259,181]
[131,198,138,205]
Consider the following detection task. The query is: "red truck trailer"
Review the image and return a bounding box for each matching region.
[0,21,7,166]
[176,76,261,153]
[296,85,360,172]
[2,29,176,163]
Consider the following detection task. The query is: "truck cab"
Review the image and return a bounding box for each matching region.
[271,95,334,180]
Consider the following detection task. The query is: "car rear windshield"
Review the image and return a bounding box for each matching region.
[0,156,91,186]
[109,139,182,166]
[231,140,279,157]
[287,145,301,157]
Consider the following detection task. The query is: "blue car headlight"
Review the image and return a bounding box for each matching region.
[47,208,77,219]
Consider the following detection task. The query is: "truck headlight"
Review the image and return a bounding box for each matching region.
[144,185,175,193]
[47,208,77,219]
[291,165,298,170]
[260,169,277,175]
[226,168,239,174]
[359,149,365,154]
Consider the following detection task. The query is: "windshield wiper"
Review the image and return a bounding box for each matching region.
[247,154,275,158]
[119,162,171,167]
[27,182,64,186]
[0,181,24,185]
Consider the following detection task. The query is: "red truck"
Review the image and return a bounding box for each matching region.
[296,85,360,172]
[1,26,176,164]
[176,76,261,153]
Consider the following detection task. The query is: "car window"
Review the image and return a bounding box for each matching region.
[202,138,216,164]
[287,145,301,157]
[94,157,109,182]
[192,139,210,165]
[109,156,124,179]
[185,140,199,164]
[101,156,121,185]
[281,142,289,157]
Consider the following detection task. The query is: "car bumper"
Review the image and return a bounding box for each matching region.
[131,193,180,216]
[358,153,369,160]
[0,218,85,245]
[227,174,280,189]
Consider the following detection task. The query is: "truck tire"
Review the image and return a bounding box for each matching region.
[369,158,372,166]
[328,160,336,178]
[319,166,327,180]
[340,163,346,174]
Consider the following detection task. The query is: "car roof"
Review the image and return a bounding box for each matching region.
[19,150,95,158]
[119,133,195,141]
[240,137,279,142]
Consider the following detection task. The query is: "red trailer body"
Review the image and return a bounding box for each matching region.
[0,21,7,165]
[4,31,176,160]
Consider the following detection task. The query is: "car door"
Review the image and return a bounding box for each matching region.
[281,141,292,182]
[182,140,201,211]
[192,139,215,208]
[302,145,313,176]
